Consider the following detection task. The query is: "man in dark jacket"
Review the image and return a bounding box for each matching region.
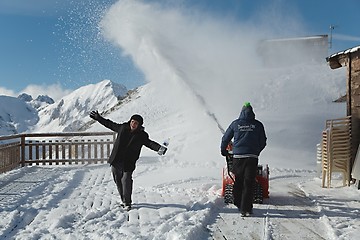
[90,111,167,211]
[220,102,266,216]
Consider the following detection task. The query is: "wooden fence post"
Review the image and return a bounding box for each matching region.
[21,135,26,167]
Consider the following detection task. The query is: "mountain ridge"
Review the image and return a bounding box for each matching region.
[0,80,128,135]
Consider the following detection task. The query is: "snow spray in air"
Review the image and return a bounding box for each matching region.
[99,0,347,169]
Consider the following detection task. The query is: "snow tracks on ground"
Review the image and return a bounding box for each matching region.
[1,166,359,239]
[210,169,354,240]
[0,165,221,239]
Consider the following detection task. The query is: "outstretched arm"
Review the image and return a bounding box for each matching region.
[144,137,167,155]
[90,110,122,132]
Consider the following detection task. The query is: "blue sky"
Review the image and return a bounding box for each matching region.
[0,0,359,99]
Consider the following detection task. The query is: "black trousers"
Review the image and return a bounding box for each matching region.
[111,166,133,206]
[231,157,258,213]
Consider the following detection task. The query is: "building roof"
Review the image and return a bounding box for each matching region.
[329,45,360,59]
[327,45,360,69]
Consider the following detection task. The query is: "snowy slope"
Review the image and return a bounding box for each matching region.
[89,79,223,185]
[31,80,127,133]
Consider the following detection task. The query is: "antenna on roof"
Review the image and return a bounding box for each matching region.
[329,25,338,49]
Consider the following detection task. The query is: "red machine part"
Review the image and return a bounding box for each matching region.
[255,164,269,198]
[221,164,269,199]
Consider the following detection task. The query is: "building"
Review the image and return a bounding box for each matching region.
[327,46,360,171]
[258,35,329,67]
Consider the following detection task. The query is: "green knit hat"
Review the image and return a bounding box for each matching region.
[244,102,251,108]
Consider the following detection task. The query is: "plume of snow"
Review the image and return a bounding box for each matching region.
[100,0,346,169]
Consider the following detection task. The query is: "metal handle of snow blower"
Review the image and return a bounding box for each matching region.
[225,154,235,182]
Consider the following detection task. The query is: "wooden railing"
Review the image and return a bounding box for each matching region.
[0,132,116,174]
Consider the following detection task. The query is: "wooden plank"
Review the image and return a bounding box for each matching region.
[81,140,85,164]
[94,140,98,164]
[55,140,59,160]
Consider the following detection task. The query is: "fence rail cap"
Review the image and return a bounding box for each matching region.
[0,132,115,141]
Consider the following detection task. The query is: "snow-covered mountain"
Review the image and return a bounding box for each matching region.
[0,93,57,135]
[18,93,55,110]
[0,80,128,135]
[0,95,39,135]
[30,80,128,133]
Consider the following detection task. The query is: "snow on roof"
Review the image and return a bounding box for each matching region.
[329,45,360,59]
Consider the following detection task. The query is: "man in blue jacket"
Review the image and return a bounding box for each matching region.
[221,102,267,216]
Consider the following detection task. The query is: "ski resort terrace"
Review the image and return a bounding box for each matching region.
[0,132,116,174]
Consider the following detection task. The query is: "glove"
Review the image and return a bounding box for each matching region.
[90,110,101,121]
[158,146,167,155]
[221,149,228,157]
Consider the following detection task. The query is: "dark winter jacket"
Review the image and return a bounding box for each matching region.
[97,117,161,172]
[221,106,267,157]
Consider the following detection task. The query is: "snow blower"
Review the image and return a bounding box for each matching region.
[221,144,269,204]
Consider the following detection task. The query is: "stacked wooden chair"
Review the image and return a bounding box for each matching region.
[321,116,352,188]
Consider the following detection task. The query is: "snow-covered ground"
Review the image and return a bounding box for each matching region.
[1,81,360,240]
[1,161,359,240]
[1,0,360,239]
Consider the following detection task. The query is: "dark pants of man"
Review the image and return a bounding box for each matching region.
[232,157,258,213]
[111,166,133,206]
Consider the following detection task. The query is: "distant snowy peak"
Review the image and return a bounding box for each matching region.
[0,95,38,135]
[18,93,55,110]
[18,93,33,102]
[18,93,54,104]
[103,80,128,100]
[80,80,128,97]
[63,79,128,111]
[35,95,55,104]
[32,80,128,133]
